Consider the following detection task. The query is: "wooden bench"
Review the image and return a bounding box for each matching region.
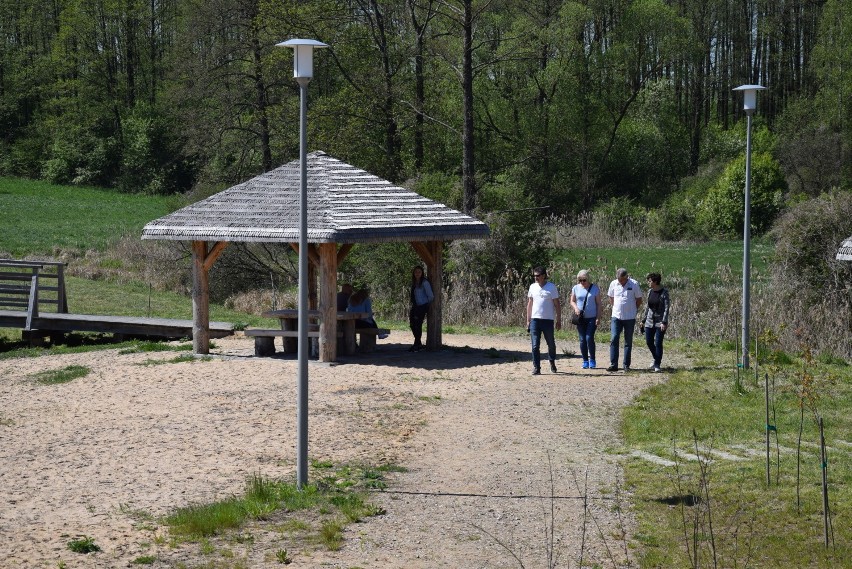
[354,328,390,353]
[245,328,320,357]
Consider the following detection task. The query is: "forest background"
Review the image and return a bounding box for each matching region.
[1,0,850,358]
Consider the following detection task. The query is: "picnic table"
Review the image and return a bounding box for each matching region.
[245,309,388,357]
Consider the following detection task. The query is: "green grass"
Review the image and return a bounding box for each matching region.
[64,276,265,325]
[32,364,90,385]
[0,336,196,360]
[622,342,852,567]
[0,177,177,256]
[67,536,101,554]
[552,239,774,287]
[165,465,387,549]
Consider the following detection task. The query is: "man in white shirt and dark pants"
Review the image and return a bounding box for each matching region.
[526,266,562,375]
[607,268,643,372]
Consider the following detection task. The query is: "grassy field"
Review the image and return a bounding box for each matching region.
[552,239,774,288]
[0,177,177,256]
[622,339,852,567]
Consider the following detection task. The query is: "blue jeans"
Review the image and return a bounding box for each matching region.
[530,318,556,370]
[645,326,666,367]
[577,317,597,362]
[610,318,636,369]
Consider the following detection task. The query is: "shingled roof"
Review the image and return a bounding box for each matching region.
[142,151,489,244]
[838,236,852,261]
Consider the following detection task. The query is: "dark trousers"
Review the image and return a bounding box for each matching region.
[409,303,429,346]
[355,317,377,329]
[610,318,636,369]
[645,326,666,367]
[530,318,556,370]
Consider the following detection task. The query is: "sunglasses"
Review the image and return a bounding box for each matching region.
[534,274,545,278]
[578,278,587,282]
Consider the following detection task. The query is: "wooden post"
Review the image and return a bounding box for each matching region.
[191,240,228,355]
[192,241,210,354]
[318,243,338,362]
[308,250,318,310]
[425,241,443,349]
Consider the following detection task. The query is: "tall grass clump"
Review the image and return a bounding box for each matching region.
[768,190,852,360]
[551,197,656,248]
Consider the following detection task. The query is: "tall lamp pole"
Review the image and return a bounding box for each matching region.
[733,84,765,370]
[277,38,328,489]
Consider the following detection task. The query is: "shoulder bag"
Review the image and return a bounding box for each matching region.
[570,284,593,326]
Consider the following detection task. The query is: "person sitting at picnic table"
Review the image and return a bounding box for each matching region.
[347,288,388,338]
[337,283,354,311]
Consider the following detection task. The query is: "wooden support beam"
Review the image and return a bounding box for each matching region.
[318,243,338,362]
[410,241,434,267]
[290,243,320,266]
[336,243,354,265]
[308,261,318,310]
[202,241,229,272]
[425,241,443,349]
[191,241,211,354]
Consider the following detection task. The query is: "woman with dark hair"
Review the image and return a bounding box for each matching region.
[642,272,670,372]
[408,266,434,352]
[346,288,378,329]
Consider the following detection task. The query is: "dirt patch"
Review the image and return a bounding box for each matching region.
[0,331,681,568]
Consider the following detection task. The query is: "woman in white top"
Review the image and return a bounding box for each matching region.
[570,270,602,369]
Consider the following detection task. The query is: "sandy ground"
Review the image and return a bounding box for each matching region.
[0,331,673,568]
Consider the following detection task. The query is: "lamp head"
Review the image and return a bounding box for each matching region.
[276,39,328,78]
[733,84,765,114]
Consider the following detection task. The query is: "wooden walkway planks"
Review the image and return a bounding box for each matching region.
[0,310,233,339]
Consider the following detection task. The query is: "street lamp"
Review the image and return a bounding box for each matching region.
[277,38,328,489]
[733,84,764,371]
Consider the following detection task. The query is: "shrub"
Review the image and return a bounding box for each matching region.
[445,174,551,315]
[696,152,786,237]
[590,196,650,242]
[768,189,852,360]
[646,195,700,241]
[771,189,852,294]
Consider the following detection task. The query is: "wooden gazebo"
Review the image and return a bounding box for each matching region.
[142,151,489,360]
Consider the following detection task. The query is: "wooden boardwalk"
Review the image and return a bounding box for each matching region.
[0,310,233,340]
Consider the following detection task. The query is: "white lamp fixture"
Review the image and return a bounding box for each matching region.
[276,39,328,78]
[733,84,765,115]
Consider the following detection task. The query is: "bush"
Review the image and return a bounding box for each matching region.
[696,152,786,237]
[591,196,649,242]
[771,189,852,293]
[444,175,551,319]
[646,194,700,241]
[767,189,852,360]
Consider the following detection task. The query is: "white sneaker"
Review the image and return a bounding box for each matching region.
[653,366,661,373]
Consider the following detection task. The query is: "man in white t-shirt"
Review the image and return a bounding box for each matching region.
[607,268,643,372]
[526,266,562,375]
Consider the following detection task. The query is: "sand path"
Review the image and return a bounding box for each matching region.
[0,331,669,568]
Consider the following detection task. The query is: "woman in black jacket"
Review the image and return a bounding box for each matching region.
[642,272,670,372]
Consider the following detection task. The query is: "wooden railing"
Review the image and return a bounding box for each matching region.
[0,259,68,330]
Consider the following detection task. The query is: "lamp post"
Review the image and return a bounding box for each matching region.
[732,84,764,371]
[277,38,328,489]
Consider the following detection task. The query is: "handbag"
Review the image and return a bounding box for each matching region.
[571,284,592,326]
